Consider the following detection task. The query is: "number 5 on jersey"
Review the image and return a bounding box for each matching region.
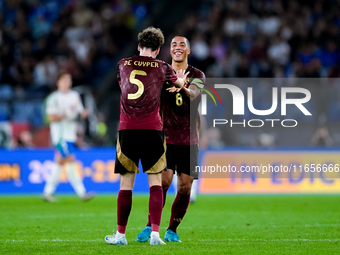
[128,70,147,99]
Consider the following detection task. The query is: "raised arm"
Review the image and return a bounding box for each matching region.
[167,72,202,101]
[173,69,189,89]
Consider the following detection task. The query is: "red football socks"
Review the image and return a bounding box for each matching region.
[117,190,132,234]
[146,186,168,227]
[149,185,163,232]
[168,192,190,233]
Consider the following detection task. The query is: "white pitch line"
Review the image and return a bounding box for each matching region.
[12,227,168,234]
[194,223,340,229]
[304,223,340,227]
[5,239,102,243]
[270,223,340,228]
[198,238,340,242]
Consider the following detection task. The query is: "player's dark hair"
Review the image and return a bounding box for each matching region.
[56,70,70,83]
[138,27,165,51]
[173,35,190,49]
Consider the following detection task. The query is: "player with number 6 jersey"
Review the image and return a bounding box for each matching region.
[137,36,205,244]
[161,65,205,146]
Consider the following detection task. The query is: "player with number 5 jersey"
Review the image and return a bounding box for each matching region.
[137,36,205,244]
[105,27,188,246]
[117,55,177,131]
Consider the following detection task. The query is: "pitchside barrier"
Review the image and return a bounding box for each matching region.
[0,147,340,194]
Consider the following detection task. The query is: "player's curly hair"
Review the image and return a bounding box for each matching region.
[138,27,165,51]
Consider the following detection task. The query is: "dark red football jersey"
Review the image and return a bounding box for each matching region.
[161,65,206,145]
[117,55,178,131]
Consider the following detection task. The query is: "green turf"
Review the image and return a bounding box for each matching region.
[1,195,340,254]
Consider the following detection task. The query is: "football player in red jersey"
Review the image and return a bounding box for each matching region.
[138,36,205,243]
[104,28,188,246]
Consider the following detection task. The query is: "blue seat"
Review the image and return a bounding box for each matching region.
[12,101,33,122]
[0,84,14,100]
[0,103,9,121]
[12,100,44,127]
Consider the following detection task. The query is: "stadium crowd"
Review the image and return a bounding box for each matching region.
[3,0,340,93]
[167,0,340,78]
[0,0,146,92]
[0,0,149,146]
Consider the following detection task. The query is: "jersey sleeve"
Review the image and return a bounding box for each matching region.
[165,63,178,84]
[189,70,206,89]
[46,94,58,115]
[117,60,123,86]
[117,67,121,86]
[200,71,206,83]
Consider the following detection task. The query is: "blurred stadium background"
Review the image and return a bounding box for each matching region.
[2,1,340,254]
[1,0,340,194]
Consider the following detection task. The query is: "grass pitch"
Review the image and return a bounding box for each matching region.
[1,195,340,254]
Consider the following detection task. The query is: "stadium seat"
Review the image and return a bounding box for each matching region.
[0,84,14,100]
[0,103,9,121]
[12,100,44,127]
[12,101,34,122]
[0,103,10,121]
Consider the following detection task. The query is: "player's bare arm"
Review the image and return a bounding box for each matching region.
[48,114,67,122]
[182,84,201,100]
[80,109,89,119]
[167,84,201,100]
